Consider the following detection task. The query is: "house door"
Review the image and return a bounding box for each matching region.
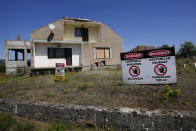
[27,49,31,66]
[65,48,72,66]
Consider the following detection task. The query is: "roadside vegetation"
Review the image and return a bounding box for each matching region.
[0,64,195,111]
[0,112,114,131]
[0,64,5,73]
[0,41,195,110]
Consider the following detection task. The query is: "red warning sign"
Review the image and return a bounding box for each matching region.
[154,64,167,76]
[129,65,140,77]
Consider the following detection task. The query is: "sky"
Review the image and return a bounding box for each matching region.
[0,0,196,59]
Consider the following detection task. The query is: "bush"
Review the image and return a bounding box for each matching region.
[0,64,5,73]
[171,88,181,98]
[161,85,181,100]
[0,113,13,131]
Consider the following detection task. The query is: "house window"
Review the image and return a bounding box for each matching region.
[8,49,24,61]
[48,48,65,58]
[74,27,89,41]
[75,28,82,37]
[96,48,110,59]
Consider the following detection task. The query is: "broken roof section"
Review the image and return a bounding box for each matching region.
[62,17,101,25]
[62,17,94,22]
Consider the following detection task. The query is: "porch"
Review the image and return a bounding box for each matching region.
[32,41,82,68]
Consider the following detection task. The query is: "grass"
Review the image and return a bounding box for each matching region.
[43,92,56,98]
[0,66,196,110]
[16,91,26,96]
[78,83,89,91]
[0,73,11,83]
[47,120,77,131]
[15,121,35,131]
[111,87,120,95]
[0,112,114,131]
[0,113,13,131]
[0,112,40,131]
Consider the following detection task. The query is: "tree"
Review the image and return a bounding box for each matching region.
[178,41,196,58]
[160,44,170,48]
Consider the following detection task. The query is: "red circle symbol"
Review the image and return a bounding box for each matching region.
[154,64,167,76]
[129,66,140,77]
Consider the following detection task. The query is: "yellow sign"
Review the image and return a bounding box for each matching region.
[55,63,65,81]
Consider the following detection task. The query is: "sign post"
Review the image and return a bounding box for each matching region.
[121,47,177,84]
[55,63,65,81]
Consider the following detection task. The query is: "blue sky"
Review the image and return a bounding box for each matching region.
[0,0,196,59]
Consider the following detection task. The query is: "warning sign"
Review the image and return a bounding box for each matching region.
[55,63,65,81]
[154,64,167,76]
[121,47,177,84]
[129,66,140,77]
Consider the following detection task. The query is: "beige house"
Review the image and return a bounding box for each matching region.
[5,17,123,74]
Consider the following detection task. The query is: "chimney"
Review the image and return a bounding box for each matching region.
[17,34,21,40]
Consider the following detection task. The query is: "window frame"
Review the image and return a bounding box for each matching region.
[96,48,110,59]
[48,48,66,59]
[74,27,89,42]
[74,27,82,37]
[8,49,25,61]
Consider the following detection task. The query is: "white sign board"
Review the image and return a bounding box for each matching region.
[121,47,177,84]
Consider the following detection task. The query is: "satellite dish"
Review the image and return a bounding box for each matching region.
[49,24,55,30]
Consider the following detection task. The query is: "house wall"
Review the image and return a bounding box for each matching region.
[5,40,31,74]
[63,24,98,42]
[34,43,81,68]
[81,24,123,66]
[31,20,64,41]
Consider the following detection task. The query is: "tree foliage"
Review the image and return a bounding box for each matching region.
[178,41,196,58]
[160,44,170,48]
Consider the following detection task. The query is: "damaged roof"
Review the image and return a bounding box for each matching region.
[62,17,95,22]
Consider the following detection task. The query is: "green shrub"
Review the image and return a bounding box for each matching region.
[78,83,89,91]
[0,64,5,73]
[161,85,181,100]
[15,121,34,131]
[0,113,13,131]
[170,88,181,98]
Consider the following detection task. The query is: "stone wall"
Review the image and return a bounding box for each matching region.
[0,99,195,130]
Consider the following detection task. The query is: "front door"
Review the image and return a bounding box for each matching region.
[65,48,72,66]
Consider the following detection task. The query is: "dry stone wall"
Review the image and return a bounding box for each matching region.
[0,99,195,130]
